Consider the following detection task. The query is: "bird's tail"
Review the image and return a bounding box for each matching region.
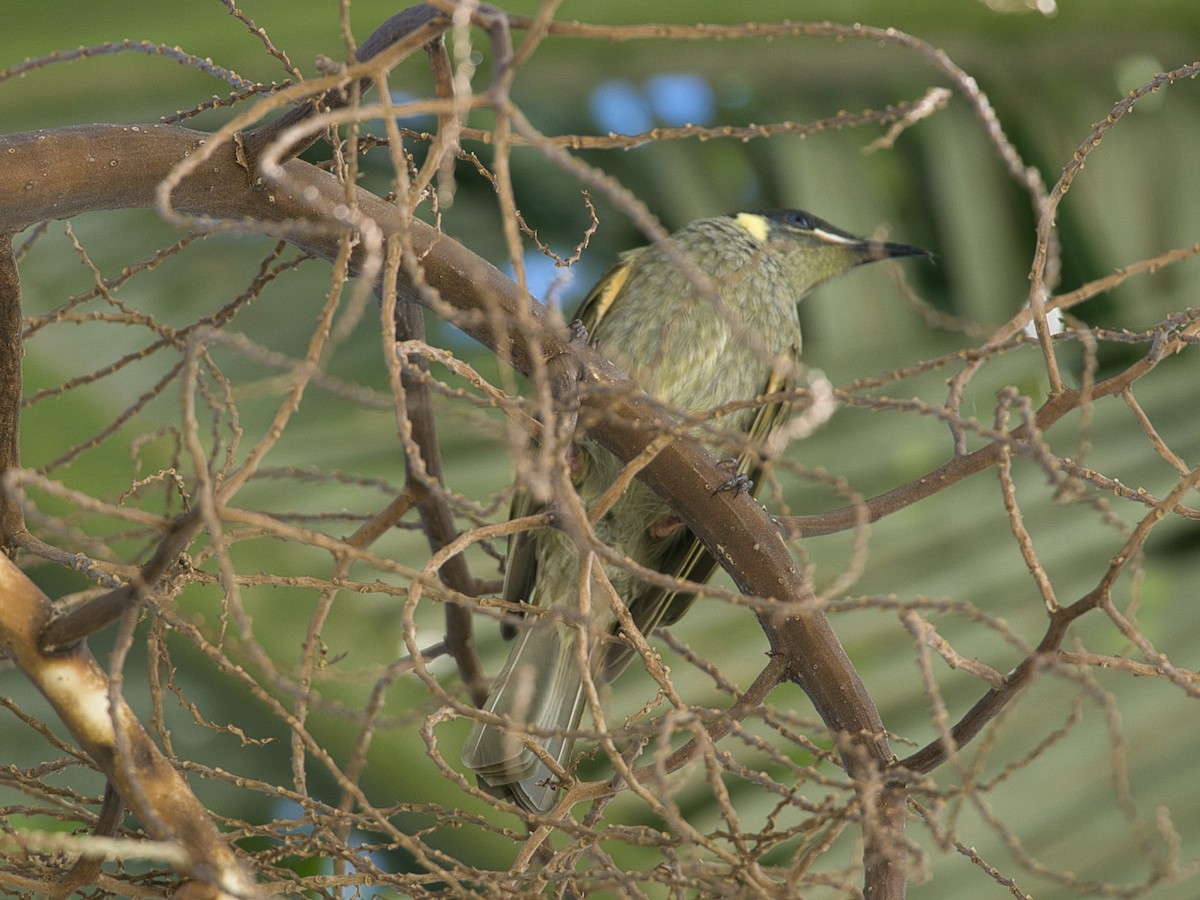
[461,617,587,813]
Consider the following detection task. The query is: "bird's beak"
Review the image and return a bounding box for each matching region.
[808,225,931,266]
[853,239,931,264]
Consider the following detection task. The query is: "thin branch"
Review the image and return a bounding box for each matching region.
[38,509,203,652]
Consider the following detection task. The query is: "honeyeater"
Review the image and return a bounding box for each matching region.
[462,209,928,812]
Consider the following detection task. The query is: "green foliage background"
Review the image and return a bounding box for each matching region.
[4,1,1199,897]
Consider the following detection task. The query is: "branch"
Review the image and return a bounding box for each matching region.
[0,238,22,554]
[0,554,257,897]
[899,463,1200,776]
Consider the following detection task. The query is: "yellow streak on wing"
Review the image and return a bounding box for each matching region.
[579,259,632,332]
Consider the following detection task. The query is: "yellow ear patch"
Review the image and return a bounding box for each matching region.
[734,212,770,243]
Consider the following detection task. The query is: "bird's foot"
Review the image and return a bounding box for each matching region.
[712,459,752,497]
[567,318,589,343]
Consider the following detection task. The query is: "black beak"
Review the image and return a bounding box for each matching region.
[851,239,932,265]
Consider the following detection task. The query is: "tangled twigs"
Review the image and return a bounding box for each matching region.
[15,5,1197,897]
[0,554,258,897]
[784,328,1191,541]
[6,39,902,899]
[899,433,1200,778]
[47,784,124,900]
[37,508,202,652]
[233,2,515,706]
[542,650,792,819]
[235,4,451,169]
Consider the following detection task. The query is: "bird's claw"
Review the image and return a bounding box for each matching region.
[567,318,590,343]
[712,459,753,497]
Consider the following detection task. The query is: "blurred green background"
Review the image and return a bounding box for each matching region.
[4,1,1199,897]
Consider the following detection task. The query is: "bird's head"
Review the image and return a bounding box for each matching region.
[730,209,930,295]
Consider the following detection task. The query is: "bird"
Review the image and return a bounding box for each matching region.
[461,209,929,813]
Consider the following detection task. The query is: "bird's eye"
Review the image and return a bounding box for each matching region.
[786,212,812,229]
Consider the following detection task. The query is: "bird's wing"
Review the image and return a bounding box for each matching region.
[499,257,634,637]
[498,481,542,639]
[575,254,634,335]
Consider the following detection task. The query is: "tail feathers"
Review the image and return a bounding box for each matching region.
[461,621,587,813]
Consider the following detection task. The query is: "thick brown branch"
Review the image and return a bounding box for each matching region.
[243,1,493,707]
[0,237,22,555]
[391,288,489,705]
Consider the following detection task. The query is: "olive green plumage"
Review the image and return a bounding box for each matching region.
[462,210,928,812]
